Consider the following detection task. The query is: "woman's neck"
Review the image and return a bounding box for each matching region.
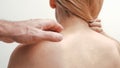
[59,17,91,35]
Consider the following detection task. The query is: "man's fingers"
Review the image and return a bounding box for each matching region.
[40,20,63,32]
[21,19,63,33]
[48,23,63,32]
[11,26,63,45]
[28,19,64,32]
[38,30,63,42]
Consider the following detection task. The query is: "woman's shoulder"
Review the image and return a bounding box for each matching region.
[8,41,63,68]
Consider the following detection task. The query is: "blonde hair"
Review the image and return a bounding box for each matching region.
[55,0,103,23]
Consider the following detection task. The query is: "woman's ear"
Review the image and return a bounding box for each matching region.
[50,0,56,8]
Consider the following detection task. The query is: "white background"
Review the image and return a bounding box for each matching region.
[0,0,120,68]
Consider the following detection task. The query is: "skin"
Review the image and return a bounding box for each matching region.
[0,19,63,44]
[8,0,120,68]
[8,17,120,68]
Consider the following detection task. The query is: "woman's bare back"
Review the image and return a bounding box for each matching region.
[8,29,120,68]
[61,31,120,68]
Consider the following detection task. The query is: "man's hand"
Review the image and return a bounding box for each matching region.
[0,19,63,45]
